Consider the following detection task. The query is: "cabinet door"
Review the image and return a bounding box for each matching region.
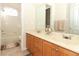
[31,36,43,56]
[26,34,34,53]
[26,34,32,50]
[32,47,43,56]
[32,50,43,56]
[34,36,43,51]
[51,43,60,56]
[43,40,52,56]
[51,48,60,56]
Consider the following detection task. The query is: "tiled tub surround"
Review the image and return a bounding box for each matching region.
[27,31,79,54]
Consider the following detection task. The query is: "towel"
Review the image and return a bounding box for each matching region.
[55,20,65,31]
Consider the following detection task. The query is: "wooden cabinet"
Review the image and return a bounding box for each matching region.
[26,33,43,56]
[26,33,79,56]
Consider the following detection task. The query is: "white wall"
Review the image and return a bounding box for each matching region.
[21,4,36,50]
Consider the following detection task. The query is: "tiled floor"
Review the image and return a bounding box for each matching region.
[0,47,30,56]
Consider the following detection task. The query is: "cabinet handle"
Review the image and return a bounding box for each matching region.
[55,49,58,51]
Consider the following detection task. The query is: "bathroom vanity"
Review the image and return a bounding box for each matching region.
[26,31,79,56]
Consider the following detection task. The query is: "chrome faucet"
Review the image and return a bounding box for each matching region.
[45,25,52,34]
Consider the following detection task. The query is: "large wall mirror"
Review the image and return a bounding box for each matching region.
[47,3,79,35]
[35,3,79,35]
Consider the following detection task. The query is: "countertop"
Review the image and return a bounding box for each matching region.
[27,30,79,53]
